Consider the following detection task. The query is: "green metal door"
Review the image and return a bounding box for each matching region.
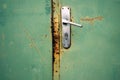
[1,0,120,80]
[0,0,52,80]
[60,0,120,80]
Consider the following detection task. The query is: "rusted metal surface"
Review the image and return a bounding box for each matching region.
[51,0,60,80]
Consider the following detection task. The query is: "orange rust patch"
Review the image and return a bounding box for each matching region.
[80,16,103,25]
[52,15,60,80]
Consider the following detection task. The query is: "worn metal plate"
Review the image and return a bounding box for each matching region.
[60,0,120,80]
[61,6,71,49]
[0,0,52,80]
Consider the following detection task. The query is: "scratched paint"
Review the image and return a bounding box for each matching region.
[24,30,41,56]
[0,0,52,80]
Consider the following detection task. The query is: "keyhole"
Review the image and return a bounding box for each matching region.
[64,33,68,40]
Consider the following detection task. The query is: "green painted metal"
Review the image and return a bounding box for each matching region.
[0,0,52,80]
[60,0,120,80]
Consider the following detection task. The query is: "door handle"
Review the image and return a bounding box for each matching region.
[61,6,83,49]
[62,19,83,28]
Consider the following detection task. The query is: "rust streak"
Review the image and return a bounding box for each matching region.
[80,16,103,24]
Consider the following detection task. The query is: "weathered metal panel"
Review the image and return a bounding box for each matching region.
[60,0,120,80]
[0,0,52,80]
[51,0,61,80]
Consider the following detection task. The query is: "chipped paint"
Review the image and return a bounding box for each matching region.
[51,0,60,80]
[80,16,103,24]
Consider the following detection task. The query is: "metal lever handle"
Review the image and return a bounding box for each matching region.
[61,6,83,49]
[62,19,83,28]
